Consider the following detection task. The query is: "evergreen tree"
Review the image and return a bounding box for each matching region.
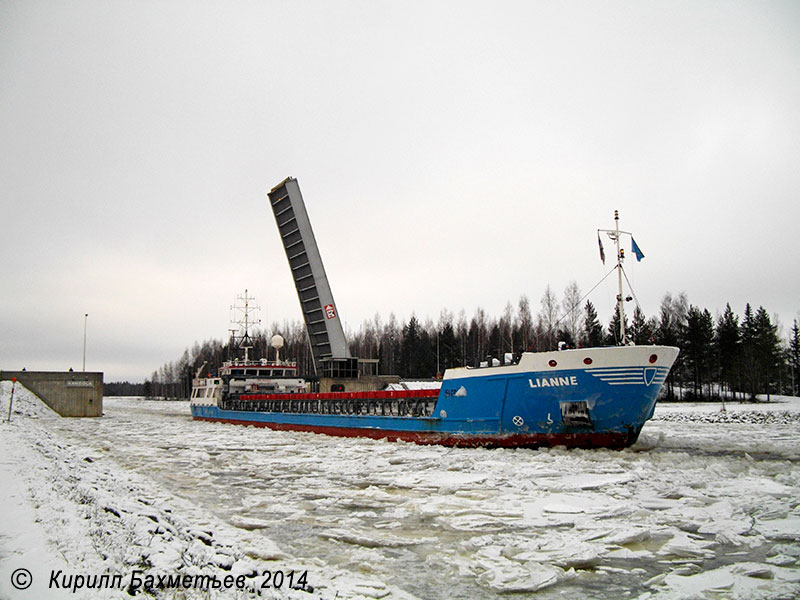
[456,310,469,366]
[646,316,659,343]
[583,301,604,347]
[739,304,782,399]
[488,322,502,360]
[606,304,630,346]
[740,304,760,399]
[466,319,479,366]
[418,326,437,378]
[741,304,755,339]
[629,306,651,345]
[437,320,458,374]
[681,306,715,399]
[789,320,800,396]
[715,304,741,400]
[753,306,782,399]
[399,315,421,378]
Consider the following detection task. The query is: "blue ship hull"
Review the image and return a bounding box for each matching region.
[191,345,679,449]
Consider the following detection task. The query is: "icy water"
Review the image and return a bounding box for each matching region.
[49,398,800,599]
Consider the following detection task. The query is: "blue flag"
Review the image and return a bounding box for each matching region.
[631,237,645,262]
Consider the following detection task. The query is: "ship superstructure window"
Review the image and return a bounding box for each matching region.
[320,358,359,379]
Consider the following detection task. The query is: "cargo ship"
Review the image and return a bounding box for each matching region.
[191,178,679,449]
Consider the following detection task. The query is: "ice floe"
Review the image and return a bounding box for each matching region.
[2,384,799,599]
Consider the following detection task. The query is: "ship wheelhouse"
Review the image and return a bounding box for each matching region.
[218,358,305,398]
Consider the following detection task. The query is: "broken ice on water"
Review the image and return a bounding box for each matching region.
[1,383,799,599]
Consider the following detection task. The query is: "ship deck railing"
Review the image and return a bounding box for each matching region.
[226,389,440,418]
[242,389,439,401]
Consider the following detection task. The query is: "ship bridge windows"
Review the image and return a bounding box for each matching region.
[229,368,295,378]
[467,353,521,369]
[254,369,288,377]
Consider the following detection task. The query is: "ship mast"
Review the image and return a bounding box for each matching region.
[614,210,626,344]
[598,210,640,345]
[230,289,261,363]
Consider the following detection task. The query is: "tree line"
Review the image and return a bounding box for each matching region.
[109,283,799,402]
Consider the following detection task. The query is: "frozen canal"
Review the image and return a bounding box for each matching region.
[3,390,800,599]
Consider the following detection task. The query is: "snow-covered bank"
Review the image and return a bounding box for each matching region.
[0,383,416,599]
[654,410,800,425]
[2,384,800,599]
[656,395,800,414]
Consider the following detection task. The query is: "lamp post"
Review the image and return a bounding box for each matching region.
[82,313,88,372]
[436,329,440,377]
[7,377,17,423]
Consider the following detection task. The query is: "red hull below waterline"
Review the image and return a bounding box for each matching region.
[192,416,638,449]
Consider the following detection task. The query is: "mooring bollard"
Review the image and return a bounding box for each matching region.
[7,376,17,423]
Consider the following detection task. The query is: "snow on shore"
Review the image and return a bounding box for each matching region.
[1,382,799,599]
[0,382,417,600]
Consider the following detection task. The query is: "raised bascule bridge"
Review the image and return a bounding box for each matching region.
[267,177,399,394]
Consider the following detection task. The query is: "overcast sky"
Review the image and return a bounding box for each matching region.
[2,1,799,382]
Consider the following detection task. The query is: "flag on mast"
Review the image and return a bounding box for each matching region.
[598,234,606,264]
[631,237,645,262]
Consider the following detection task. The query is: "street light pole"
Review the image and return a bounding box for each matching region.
[7,377,17,423]
[82,313,88,372]
[436,329,440,377]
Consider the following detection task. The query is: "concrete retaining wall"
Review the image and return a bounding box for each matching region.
[0,371,103,417]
